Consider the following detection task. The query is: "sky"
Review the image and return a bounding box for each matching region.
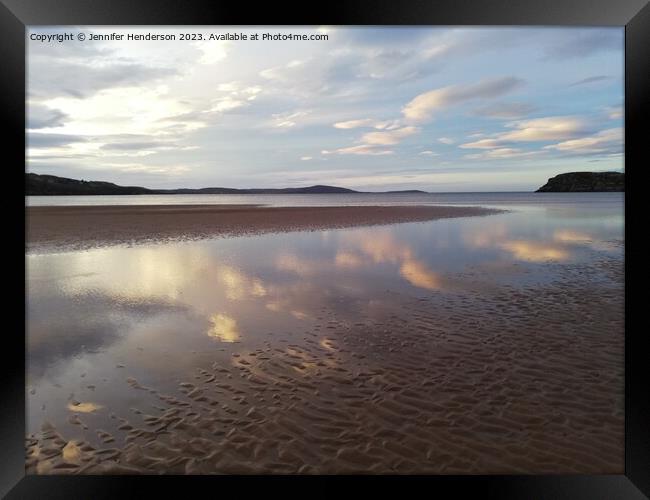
[27,26,624,192]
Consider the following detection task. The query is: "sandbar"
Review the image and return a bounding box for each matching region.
[26,204,500,251]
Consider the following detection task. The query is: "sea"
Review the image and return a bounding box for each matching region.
[26,191,624,209]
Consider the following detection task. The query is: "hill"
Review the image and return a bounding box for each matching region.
[26,174,365,196]
[26,173,151,195]
[536,172,624,192]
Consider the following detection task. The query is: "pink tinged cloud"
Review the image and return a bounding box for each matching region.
[460,138,506,149]
[322,145,394,156]
[499,116,587,141]
[360,126,420,145]
[401,76,525,124]
[544,127,623,153]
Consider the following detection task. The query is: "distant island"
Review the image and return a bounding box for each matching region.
[536,172,624,192]
[25,173,428,196]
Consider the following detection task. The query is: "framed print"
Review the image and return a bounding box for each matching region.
[2,0,649,497]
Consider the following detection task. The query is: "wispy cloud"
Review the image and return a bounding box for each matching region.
[544,127,622,154]
[28,104,68,130]
[569,75,612,87]
[542,30,622,60]
[27,133,87,149]
[460,116,590,149]
[270,110,311,129]
[472,102,536,119]
[605,105,623,120]
[460,138,507,149]
[360,126,419,145]
[464,148,541,160]
[402,77,525,124]
[194,40,232,64]
[333,118,377,129]
[499,116,587,142]
[322,145,394,156]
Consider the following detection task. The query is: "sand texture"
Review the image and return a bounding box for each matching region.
[26,252,623,475]
[26,205,500,252]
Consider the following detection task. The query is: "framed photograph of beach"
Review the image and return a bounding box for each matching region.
[4,0,649,497]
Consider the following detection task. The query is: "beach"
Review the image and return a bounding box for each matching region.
[26,204,500,252]
[25,196,624,475]
[22,21,628,481]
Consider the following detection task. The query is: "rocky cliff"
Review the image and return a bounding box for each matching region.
[536,172,624,192]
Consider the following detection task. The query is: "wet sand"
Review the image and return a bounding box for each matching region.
[26,204,500,252]
[26,251,623,475]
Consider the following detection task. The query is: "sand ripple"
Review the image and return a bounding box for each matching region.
[26,254,623,474]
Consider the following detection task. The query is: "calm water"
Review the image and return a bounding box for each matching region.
[26,191,624,209]
[26,193,624,443]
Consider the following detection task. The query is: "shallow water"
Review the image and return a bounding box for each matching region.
[26,191,624,209]
[25,194,624,471]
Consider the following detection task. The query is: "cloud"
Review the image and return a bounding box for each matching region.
[322,145,394,156]
[460,115,598,158]
[30,61,178,99]
[33,134,195,159]
[499,116,587,142]
[500,240,569,262]
[542,30,622,60]
[27,290,180,380]
[339,28,434,47]
[419,28,545,65]
[399,260,442,290]
[337,28,547,84]
[194,40,232,64]
[99,141,162,151]
[261,59,307,80]
[438,137,455,144]
[28,103,68,129]
[300,156,313,161]
[259,58,340,99]
[402,76,525,124]
[460,119,622,160]
[335,252,364,268]
[605,106,623,120]
[334,118,403,130]
[204,83,262,115]
[464,148,541,160]
[544,127,622,154]
[569,75,612,87]
[553,230,592,244]
[472,102,536,119]
[215,82,262,100]
[35,85,206,142]
[96,162,191,175]
[460,138,506,149]
[419,150,438,156]
[209,97,247,113]
[333,118,376,129]
[28,133,87,148]
[271,110,310,129]
[360,126,419,145]
[206,313,240,342]
[339,231,443,290]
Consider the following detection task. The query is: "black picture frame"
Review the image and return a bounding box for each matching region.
[3,0,648,497]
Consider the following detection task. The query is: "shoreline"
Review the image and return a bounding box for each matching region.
[26,204,502,252]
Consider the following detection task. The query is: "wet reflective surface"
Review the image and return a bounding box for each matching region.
[26,194,624,473]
